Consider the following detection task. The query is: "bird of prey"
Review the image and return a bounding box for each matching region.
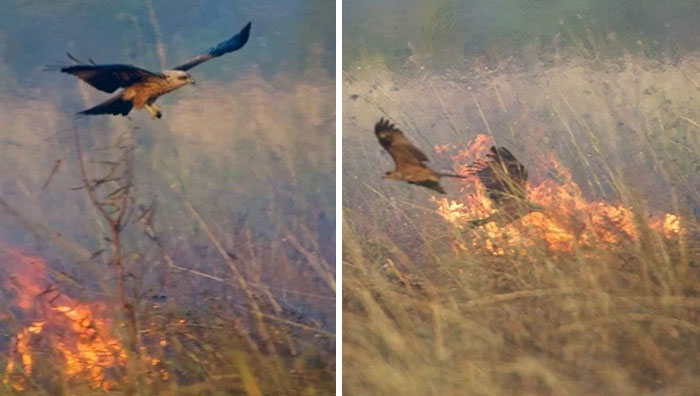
[53,21,251,119]
[466,146,542,227]
[374,118,465,194]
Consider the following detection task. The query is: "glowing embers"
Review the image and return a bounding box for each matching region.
[658,213,684,238]
[434,135,681,255]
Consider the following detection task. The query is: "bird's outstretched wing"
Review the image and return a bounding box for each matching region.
[467,146,528,204]
[374,118,430,168]
[172,22,252,72]
[59,64,164,93]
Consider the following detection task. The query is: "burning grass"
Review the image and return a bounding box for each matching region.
[432,135,684,256]
[0,244,171,392]
[343,53,700,395]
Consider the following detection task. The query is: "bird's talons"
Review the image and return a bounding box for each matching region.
[146,104,162,119]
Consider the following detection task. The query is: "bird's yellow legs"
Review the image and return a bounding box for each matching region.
[145,104,163,119]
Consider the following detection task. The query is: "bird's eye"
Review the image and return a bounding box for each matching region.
[179,76,188,80]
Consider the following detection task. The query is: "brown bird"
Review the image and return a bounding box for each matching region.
[466,146,542,227]
[51,22,251,119]
[374,118,465,194]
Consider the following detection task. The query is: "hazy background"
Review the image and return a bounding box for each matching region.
[343,0,700,220]
[344,0,700,70]
[0,1,335,393]
[343,1,700,395]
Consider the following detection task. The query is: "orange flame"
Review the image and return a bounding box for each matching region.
[433,135,682,255]
[0,244,165,390]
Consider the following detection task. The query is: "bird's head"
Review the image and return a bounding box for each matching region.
[164,70,195,87]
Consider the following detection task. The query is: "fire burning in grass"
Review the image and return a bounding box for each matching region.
[432,134,684,256]
[1,244,165,391]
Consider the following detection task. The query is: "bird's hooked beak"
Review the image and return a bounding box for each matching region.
[188,76,196,85]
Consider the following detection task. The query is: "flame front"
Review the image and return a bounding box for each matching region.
[433,135,683,256]
[1,245,165,391]
[4,305,127,391]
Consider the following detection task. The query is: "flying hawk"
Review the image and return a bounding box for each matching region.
[374,118,465,194]
[466,146,542,226]
[54,21,251,119]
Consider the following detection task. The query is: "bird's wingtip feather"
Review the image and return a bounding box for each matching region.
[238,21,252,37]
[374,117,395,134]
[239,21,252,42]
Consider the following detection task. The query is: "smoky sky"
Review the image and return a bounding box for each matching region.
[1,0,335,90]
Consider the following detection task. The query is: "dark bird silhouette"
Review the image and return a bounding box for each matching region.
[51,22,251,119]
[466,146,542,227]
[374,118,465,194]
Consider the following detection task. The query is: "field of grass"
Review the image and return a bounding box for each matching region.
[342,51,700,395]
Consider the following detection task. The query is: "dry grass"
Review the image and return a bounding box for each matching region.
[342,53,700,395]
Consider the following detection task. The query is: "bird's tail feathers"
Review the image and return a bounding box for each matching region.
[75,95,133,117]
[437,171,467,179]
